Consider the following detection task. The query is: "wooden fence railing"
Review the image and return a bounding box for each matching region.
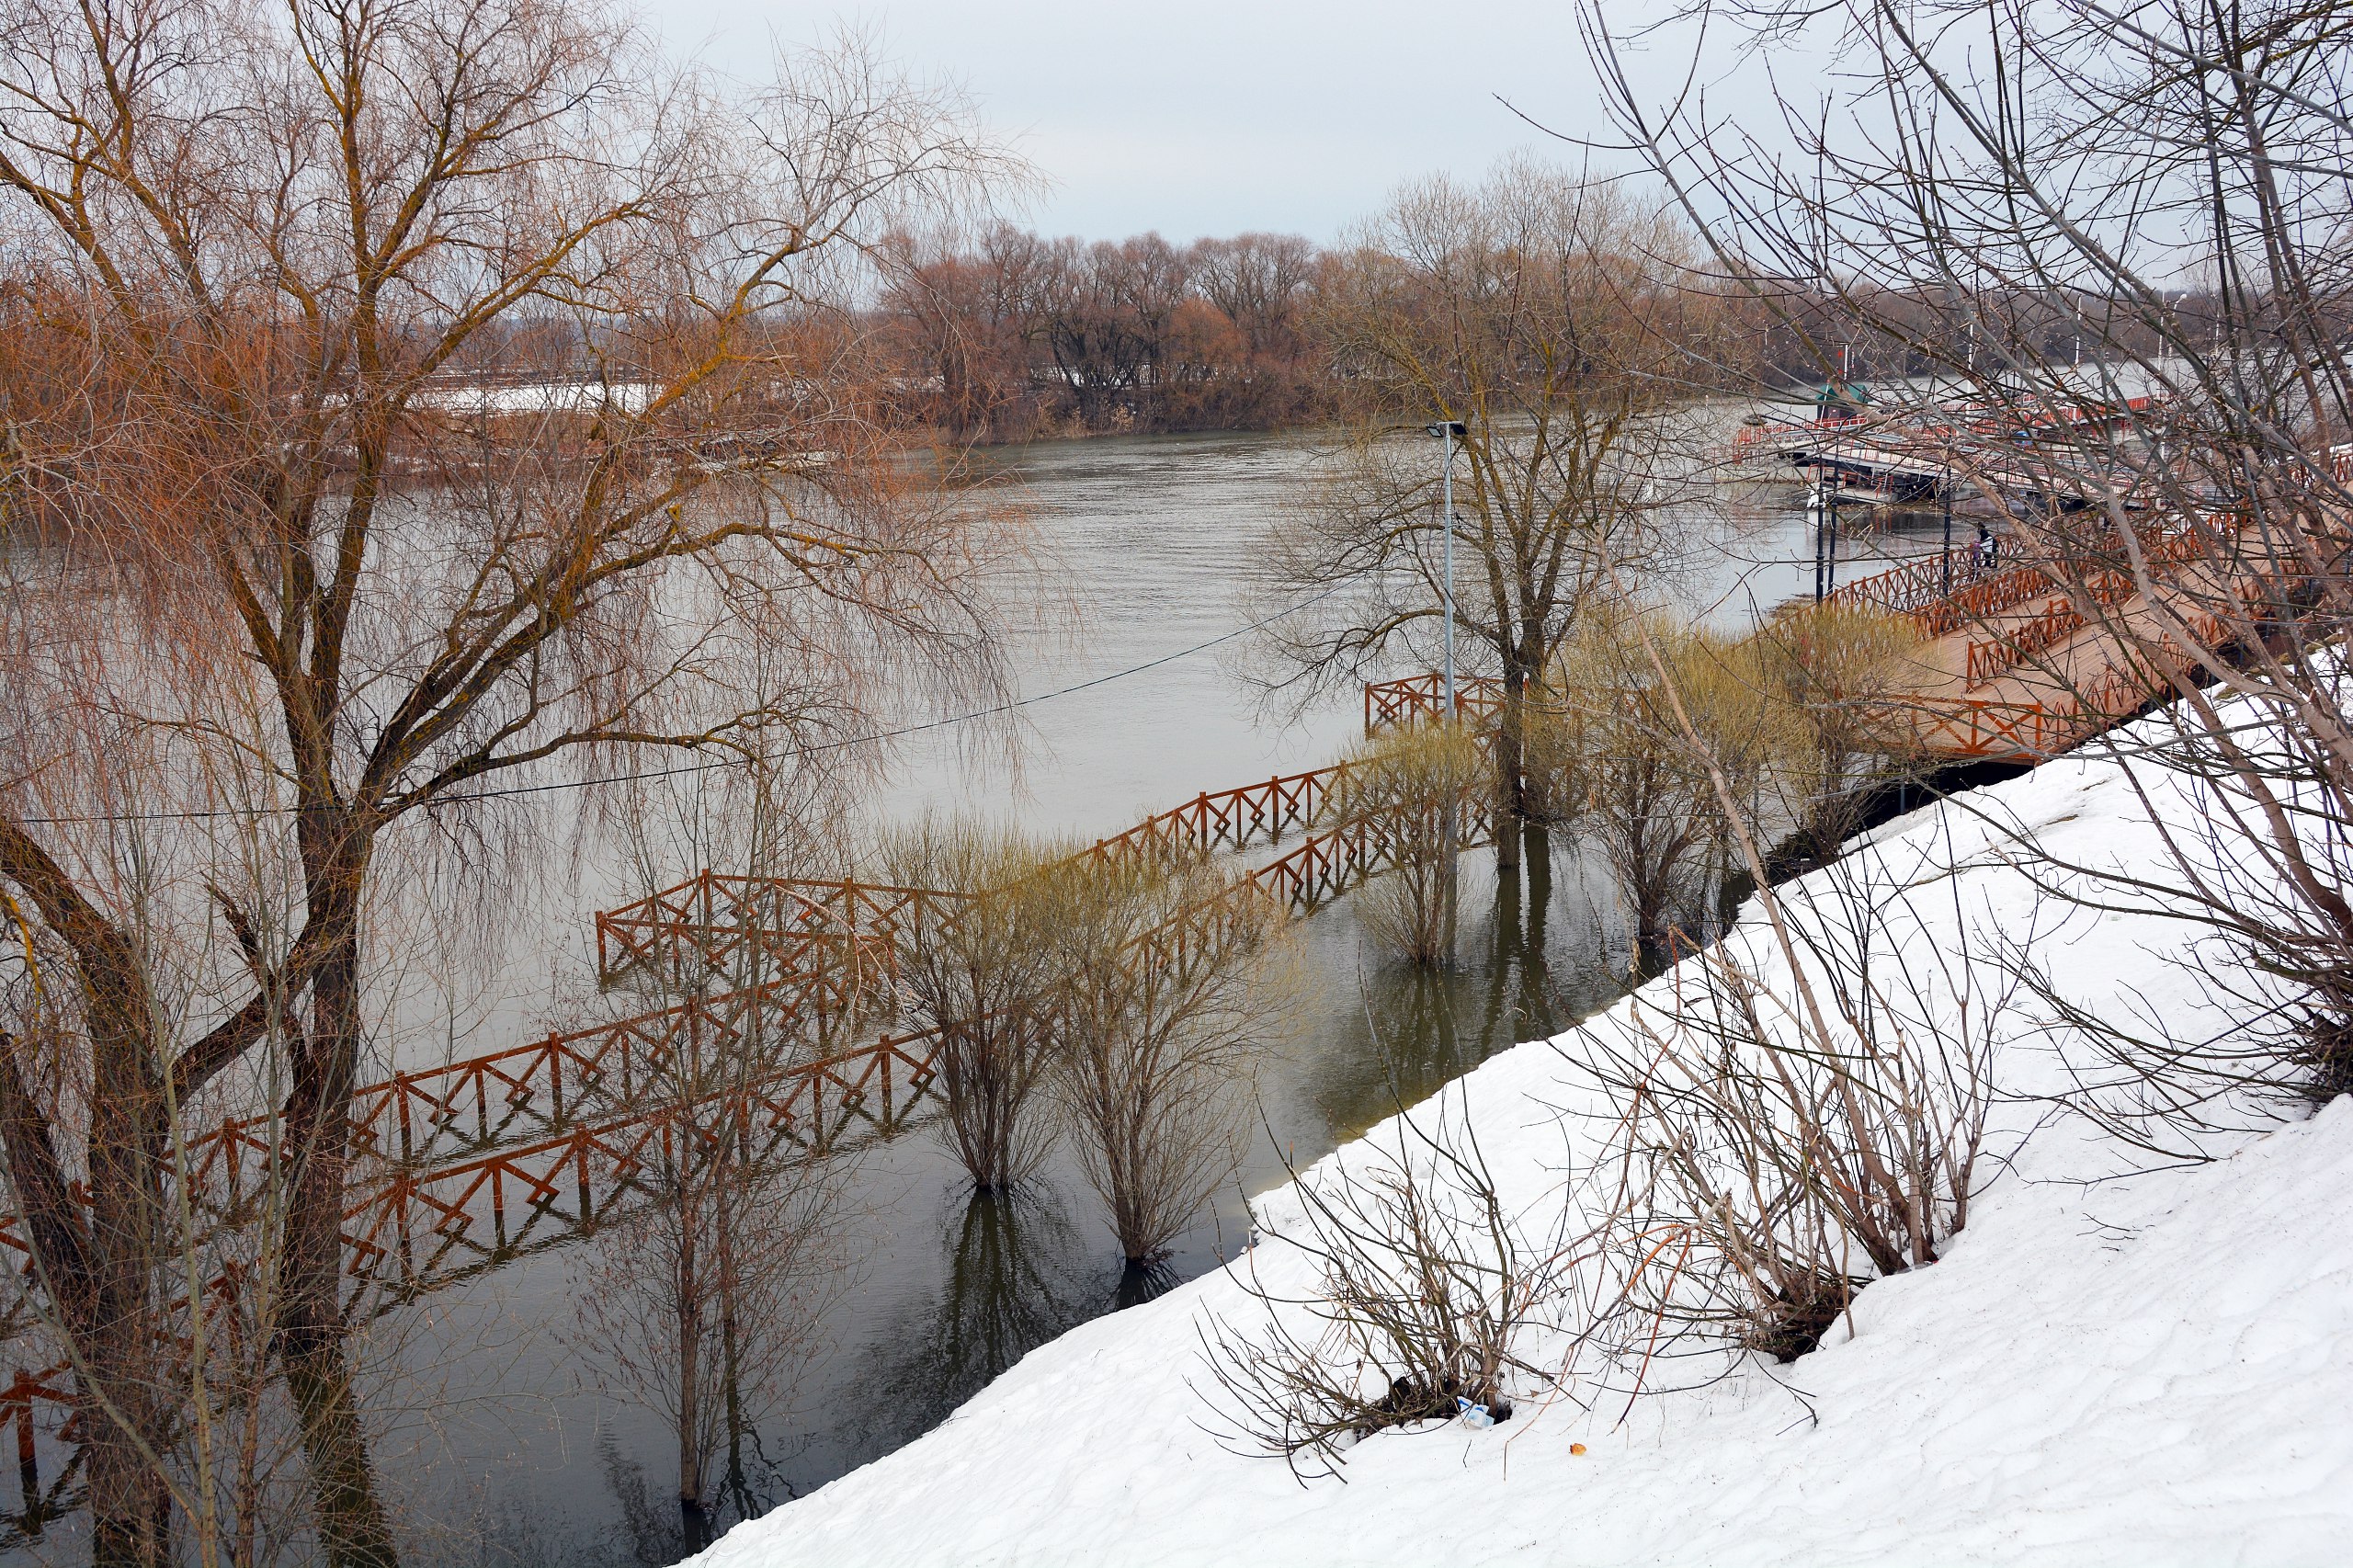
[0,976,933,1312]
[1064,765,1357,871]
[1824,551,2008,626]
[339,1022,941,1306]
[1966,596,2084,686]
[1363,674,1507,733]
[1245,792,1500,912]
[595,872,971,988]
[1829,523,2210,639]
[0,1010,948,1476]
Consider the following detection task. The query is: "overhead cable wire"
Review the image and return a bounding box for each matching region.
[11,585,1348,827]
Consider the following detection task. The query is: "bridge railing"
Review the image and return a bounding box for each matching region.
[1829,521,2212,638]
[595,872,971,987]
[1363,674,1507,733]
[598,770,1370,988]
[1246,791,1500,913]
[1063,764,1357,873]
[341,1022,940,1305]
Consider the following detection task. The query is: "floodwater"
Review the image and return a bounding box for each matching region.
[4,428,1961,1566]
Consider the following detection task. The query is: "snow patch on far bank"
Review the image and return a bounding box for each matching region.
[692,737,2353,1568]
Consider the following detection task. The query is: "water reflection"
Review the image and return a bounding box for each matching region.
[83,432,1897,1568]
[1111,1258,1183,1312]
[852,1187,1103,1462]
[1304,830,1631,1145]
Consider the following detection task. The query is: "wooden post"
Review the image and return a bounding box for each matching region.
[1812,468,1827,603]
[1941,483,1953,595]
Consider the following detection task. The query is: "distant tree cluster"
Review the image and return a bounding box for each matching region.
[878,228,1333,437]
[879,204,2087,440]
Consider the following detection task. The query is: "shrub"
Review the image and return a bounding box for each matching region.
[1196,1091,1581,1479]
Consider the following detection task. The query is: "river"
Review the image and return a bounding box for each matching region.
[4,426,1957,1566]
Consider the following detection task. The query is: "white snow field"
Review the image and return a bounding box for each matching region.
[694,728,2353,1567]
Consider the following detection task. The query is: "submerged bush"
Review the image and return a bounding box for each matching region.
[884,820,1078,1192]
[1332,722,1487,967]
[1052,855,1286,1265]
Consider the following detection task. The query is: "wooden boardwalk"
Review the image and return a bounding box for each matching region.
[1367,521,2235,767]
[1824,520,2244,761]
[0,747,1488,1441]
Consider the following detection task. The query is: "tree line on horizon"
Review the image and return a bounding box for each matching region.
[865,222,2224,442]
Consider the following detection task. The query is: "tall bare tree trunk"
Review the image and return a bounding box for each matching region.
[277,821,396,1568]
[676,1210,707,1548]
[1495,663,1532,874]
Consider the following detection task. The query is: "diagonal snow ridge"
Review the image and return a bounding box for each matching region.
[691,708,2353,1567]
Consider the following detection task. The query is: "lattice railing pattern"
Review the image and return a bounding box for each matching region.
[1362,674,1507,733]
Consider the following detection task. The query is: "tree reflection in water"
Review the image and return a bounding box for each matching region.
[1314,827,1628,1141]
[594,1421,806,1565]
[1112,1257,1182,1311]
[576,830,1638,1562]
[853,1186,1103,1463]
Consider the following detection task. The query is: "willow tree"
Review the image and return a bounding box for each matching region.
[0,4,1022,1562]
[1258,162,1719,870]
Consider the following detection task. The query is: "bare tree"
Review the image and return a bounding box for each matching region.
[562,737,864,1551]
[0,5,1025,1561]
[1196,1087,1585,1481]
[1572,846,2014,1364]
[883,823,1072,1194]
[1576,0,2353,1140]
[1750,603,1927,869]
[1051,859,1285,1267]
[881,223,1050,438]
[1257,161,1719,871]
[568,1076,852,1554]
[1536,608,1793,969]
[1330,724,1487,967]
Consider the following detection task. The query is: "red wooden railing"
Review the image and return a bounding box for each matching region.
[1363,674,1508,733]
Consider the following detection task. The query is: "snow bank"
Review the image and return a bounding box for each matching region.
[693,736,2353,1567]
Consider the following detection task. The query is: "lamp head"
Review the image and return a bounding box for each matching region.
[1424,420,1468,438]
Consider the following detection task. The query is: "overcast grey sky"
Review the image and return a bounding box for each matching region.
[659,2,1790,244]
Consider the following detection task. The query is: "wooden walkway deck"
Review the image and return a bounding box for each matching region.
[1367,523,2234,766]
[1826,521,2241,761]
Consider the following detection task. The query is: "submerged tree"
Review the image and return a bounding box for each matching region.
[1536,608,1794,970]
[884,824,1074,1193]
[0,3,1025,1560]
[1332,723,1489,967]
[570,1104,850,1553]
[1751,603,1926,869]
[1257,161,1721,870]
[1051,859,1285,1267]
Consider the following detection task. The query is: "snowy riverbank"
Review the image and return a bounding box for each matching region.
[692,729,2353,1567]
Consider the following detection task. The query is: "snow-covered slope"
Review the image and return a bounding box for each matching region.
[694,738,2353,1568]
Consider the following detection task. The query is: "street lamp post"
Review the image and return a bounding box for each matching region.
[1426,420,1466,717]
[1424,417,1469,957]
